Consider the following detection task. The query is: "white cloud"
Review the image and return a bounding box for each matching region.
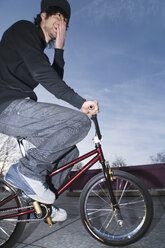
[35,73,165,166]
[74,0,162,24]
[71,73,165,166]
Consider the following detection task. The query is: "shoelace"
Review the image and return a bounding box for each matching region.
[42,182,49,190]
[52,206,59,212]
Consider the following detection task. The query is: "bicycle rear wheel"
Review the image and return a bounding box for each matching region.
[0,178,27,248]
[80,170,153,246]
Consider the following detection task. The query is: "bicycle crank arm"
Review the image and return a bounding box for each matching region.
[33,201,52,227]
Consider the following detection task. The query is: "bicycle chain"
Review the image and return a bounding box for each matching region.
[0,204,49,223]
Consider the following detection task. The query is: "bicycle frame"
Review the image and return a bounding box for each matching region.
[0,143,105,221]
[49,144,105,196]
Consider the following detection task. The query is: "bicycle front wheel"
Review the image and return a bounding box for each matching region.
[80,170,153,246]
[0,178,27,248]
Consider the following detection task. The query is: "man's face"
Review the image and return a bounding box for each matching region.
[41,12,67,41]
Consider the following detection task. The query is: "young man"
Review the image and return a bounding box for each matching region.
[0,0,99,222]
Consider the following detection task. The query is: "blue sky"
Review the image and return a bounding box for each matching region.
[0,0,165,166]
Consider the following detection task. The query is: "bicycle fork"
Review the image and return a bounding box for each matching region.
[104,163,124,226]
[98,146,123,226]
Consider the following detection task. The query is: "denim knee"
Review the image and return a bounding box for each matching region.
[80,112,91,135]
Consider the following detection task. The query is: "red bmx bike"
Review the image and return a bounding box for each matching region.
[0,115,153,247]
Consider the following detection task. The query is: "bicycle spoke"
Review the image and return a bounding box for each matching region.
[88,210,112,220]
[97,179,110,196]
[105,212,115,230]
[119,199,144,207]
[0,227,10,237]
[117,180,129,204]
[91,188,110,205]
[87,207,112,216]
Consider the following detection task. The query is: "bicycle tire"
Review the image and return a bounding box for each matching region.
[80,170,153,246]
[0,178,27,248]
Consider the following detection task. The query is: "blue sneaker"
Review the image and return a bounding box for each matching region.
[5,163,55,204]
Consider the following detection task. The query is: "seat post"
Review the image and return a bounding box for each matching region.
[17,138,26,157]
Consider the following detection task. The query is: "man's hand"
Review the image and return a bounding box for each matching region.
[81,100,99,118]
[55,16,66,49]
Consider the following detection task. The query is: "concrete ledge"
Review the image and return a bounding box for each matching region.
[68,163,165,193]
[67,189,165,197]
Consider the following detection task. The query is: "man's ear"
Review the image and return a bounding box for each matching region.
[40,12,46,21]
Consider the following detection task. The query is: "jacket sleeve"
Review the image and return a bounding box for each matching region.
[52,48,64,79]
[11,21,85,109]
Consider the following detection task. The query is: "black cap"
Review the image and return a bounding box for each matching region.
[41,0,71,21]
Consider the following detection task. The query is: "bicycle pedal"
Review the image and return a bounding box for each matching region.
[46,216,53,227]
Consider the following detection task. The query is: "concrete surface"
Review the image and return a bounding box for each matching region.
[14,194,165,248]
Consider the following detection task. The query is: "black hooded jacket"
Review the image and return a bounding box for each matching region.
[0,20,85,113]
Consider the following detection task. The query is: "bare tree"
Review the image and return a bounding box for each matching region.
[0,133,34,175]
[150,151,165,163]
[112,156,127,167]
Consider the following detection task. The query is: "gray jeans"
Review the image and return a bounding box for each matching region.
[0,99,91,189]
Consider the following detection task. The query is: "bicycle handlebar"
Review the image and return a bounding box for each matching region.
[91,115,102,140]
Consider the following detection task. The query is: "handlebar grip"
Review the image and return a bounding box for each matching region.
[89,105,95,110]
[91,115,102,140]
